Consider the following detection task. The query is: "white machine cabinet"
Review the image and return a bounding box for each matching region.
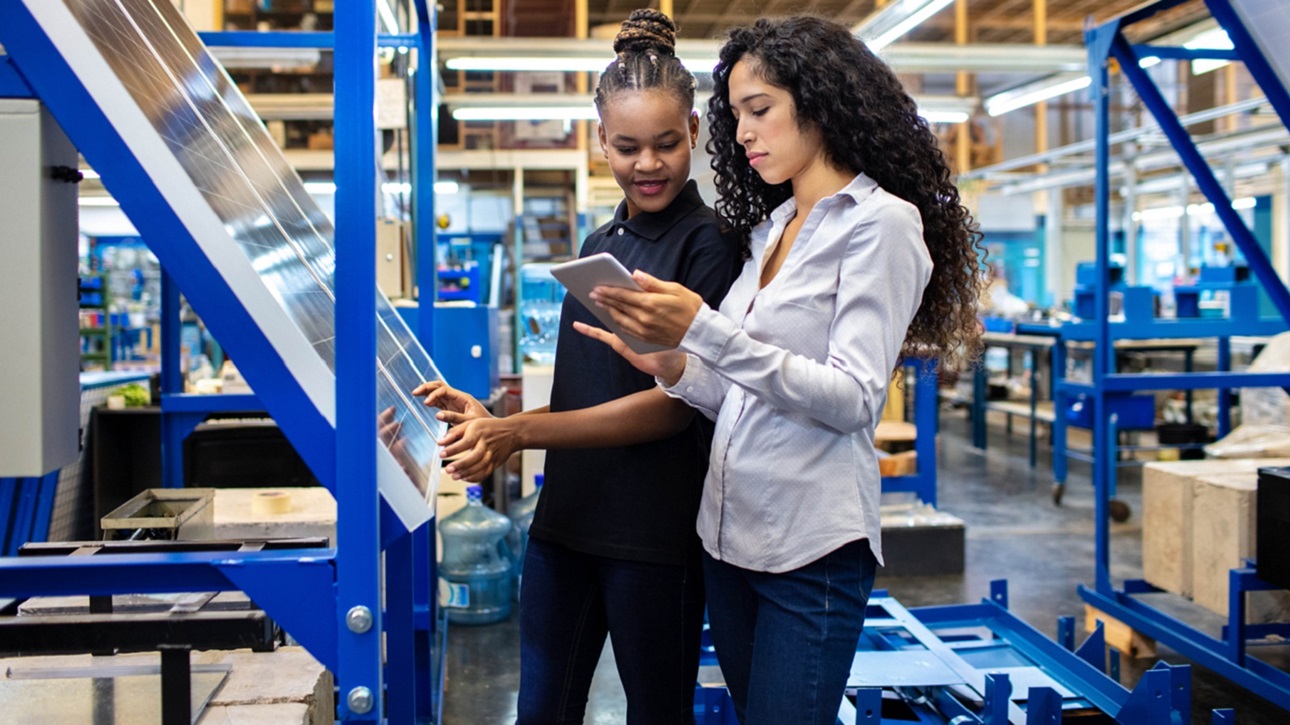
[0,99,80,476]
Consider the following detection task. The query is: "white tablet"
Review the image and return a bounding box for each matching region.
[551,253,674,355]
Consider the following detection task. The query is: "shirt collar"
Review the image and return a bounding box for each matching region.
[613,180,705,241]
[768,172,879,224]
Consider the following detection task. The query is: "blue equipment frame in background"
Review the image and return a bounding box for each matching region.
[1074,0,1290,714]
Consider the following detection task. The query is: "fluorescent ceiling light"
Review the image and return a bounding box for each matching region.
[437,37,1086,74]
[304,180,461,195]
[1132,197,1256,221]
[453,106,598,121]
[80,168,100,180]
[919,110,970,124]
[1185,28,1233,76]
[208,47,321,70]
[446,56,718,73]
[78,196,119,207]
[853,0,956,52]
[985,72,1091,117]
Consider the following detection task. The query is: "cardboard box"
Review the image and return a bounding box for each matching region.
[879,450,918,477]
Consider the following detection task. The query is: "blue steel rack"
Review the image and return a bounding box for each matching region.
[881,357,941,508]
[695,581,1215,724]
[0,1,444,722]
[1073,0,1290,714]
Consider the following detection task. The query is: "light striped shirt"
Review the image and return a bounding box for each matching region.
[663,172,932,572]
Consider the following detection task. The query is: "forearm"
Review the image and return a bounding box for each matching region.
[513,389,694,450]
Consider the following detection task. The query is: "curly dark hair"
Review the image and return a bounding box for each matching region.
[707,15,985,370]
[594,9,696,114]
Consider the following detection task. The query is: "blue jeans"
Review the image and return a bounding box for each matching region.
[703,539,878,725]
[517,537,706,725]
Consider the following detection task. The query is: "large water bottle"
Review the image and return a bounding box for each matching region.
[507,473,544,599]
[438,485,513,625]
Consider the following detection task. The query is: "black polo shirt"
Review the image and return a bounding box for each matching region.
[529,180,743,566]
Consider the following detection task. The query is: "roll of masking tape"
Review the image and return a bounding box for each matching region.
[252,491,292,516]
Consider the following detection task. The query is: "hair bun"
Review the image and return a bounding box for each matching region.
[613,8,677,57]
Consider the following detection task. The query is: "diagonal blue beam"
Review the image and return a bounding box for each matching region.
[1111,33,1290,323]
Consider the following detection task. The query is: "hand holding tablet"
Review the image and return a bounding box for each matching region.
[551,253,674,355]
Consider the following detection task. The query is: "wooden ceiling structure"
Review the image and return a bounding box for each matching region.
[506,0,1211,46]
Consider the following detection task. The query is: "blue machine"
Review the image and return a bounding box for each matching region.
[397,303,500,400]
[1068,0,1290,714]
[0,1,446,721]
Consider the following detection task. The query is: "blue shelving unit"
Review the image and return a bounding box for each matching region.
[0,1,445,721]
[881,357,940,508]
[1073,0,1290,713]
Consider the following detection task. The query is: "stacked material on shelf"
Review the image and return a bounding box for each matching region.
[1143,458,1290,619]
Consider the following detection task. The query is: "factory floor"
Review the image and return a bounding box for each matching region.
[441,412,1290,724]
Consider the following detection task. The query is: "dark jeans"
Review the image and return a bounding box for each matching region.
[517,537,706,725]
[702,539,878,725]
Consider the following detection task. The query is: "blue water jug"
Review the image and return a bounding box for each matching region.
[507,473,544,599]
[439,485,513,625]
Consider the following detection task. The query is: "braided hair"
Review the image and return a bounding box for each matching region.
[594,9,696,115]
[707,16,985,370]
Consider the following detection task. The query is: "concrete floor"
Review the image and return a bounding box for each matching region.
[442,413,1290,724]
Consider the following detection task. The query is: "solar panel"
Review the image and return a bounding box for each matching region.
[23,0,445,522]
[1231,0,1290,99]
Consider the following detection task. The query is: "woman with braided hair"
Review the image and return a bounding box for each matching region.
[578,15,985,724]
[415,9,741,723]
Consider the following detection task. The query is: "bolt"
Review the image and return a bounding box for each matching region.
[347,686,374,714]
[346,606,373,634]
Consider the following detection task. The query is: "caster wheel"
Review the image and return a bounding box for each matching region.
[1109,498,1131,522]
[1052,482,1066,506]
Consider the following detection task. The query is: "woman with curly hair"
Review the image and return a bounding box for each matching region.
[417,9,742,724]
[577,14,984,723]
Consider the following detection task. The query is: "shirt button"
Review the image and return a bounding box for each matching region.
[617,228,624,236]
[686,386,694,393]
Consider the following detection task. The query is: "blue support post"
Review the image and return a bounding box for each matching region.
[413,0,438,355]
[853,687,881,723]
[385,529,416,724]
[412,5,442,719]
[1057,615,1075,651]
[412,521,437,720]
[983,672,1011,724]
[1025,687,1061,725]
[972,360,987,450]
[334,0,383,720]
[1051,339,1067,492]
[1217,336,1232,438]
[1076,619,1106,673]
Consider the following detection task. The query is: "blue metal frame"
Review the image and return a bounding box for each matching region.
[0,2,444,721]
[880,357,939,508]
[1072,0,1290,713]
[0,54,33,97]
[698,580,1206,724]
[334,1,383,719]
